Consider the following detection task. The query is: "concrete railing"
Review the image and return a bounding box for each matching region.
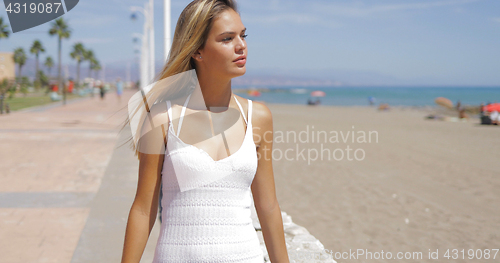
[250,200,336,263]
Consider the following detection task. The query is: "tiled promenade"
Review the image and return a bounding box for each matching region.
[0,90,160,263]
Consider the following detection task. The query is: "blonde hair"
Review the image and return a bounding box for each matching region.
[118,0,239,160]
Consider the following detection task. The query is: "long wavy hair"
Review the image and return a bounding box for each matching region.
[117,0,239,160]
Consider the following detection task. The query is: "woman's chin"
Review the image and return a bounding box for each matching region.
[227,68,246,79]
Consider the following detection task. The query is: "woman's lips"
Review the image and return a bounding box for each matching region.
[234,58,246,65]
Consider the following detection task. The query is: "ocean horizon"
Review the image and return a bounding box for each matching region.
[234,86,500,107]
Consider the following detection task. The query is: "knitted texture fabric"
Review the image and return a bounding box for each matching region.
[152,94,264,263]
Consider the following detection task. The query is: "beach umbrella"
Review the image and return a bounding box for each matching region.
[248,90,261,97]
[434,97,453,109]
[310,90,326,97]
[483,103,500,112]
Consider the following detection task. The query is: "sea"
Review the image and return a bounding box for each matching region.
[234,86,500,107]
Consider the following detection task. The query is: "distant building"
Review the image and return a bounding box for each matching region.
[0,52,15,81]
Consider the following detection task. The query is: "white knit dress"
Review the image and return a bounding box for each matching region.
[152,93,265,262]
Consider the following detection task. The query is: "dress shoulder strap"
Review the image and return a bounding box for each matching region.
[248,99,252,126]
[234,95,249,125]
[166,100,173,124]
[165,93,192,137]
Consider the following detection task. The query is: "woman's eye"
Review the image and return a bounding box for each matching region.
[223,35,247,42]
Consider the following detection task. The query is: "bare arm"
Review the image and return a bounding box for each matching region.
[251,102,290,263]
[121,105,168,263]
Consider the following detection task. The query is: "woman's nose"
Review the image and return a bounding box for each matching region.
[235,36,246,50]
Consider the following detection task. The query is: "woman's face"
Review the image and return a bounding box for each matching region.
[195,9,247,79]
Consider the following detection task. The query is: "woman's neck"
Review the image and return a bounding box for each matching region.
[197,74,233,112]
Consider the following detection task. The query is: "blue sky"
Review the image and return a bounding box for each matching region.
[1,0,499,86]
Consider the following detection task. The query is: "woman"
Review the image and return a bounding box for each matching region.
[120,0,290,262]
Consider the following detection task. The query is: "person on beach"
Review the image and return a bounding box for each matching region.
[458,107,469,120]
[67,79,74,94]
[490,111,499,125]
[115,78,123,102]
[99,81,106,100]
[378,103,390,111]
[120,1,290,262]
[456,100,461,111]
[368,96,375,106]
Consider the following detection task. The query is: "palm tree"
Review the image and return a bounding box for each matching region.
[0,78,15,114]
[83,50,96,97]
[0,17,10,40]
[83,49,94,78]
[90,57,101,79]
[13,47,27,84]
[1,18,12,108]
[44,56,54,79]
[30,40,45,89]
[49,17,71,105]
[70,42,85,90]
[43,56,54,94]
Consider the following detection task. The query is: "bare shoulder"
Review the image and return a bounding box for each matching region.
[138,102,170,134]
[233,94,272,125]
[250,100,273,148]
[149,101,169,121]
[251,100,273,126]
[137,101,169,156]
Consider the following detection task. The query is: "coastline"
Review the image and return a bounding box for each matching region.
[255,100,481,119]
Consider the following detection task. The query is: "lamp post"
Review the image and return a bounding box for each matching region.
[132,32,147,92]
[130,2,154,88]
[148,0,155,82]
[164,0,171,63]
[131,0,171,86]
[133,48,141,88]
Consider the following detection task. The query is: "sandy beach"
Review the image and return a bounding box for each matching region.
[267,102,499,262]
